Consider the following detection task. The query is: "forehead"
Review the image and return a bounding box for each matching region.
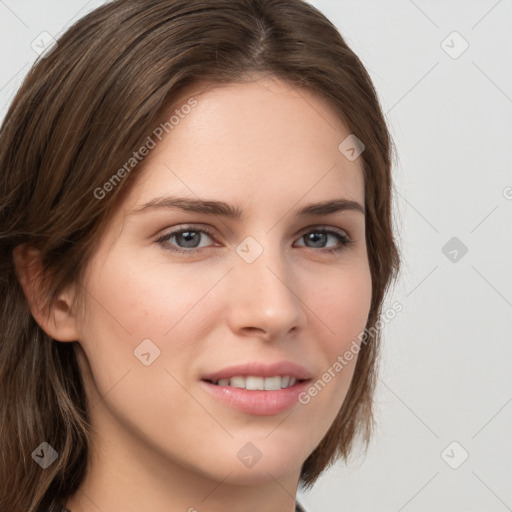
[123,77,365,215]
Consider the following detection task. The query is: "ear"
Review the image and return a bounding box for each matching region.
[12,244,80,342]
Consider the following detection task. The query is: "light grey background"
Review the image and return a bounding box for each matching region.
[1,1,511,511]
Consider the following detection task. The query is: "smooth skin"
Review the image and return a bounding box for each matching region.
[16,76,372,512]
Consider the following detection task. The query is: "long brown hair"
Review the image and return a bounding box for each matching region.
[0,1,400,510]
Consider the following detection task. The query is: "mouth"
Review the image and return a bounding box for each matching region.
[199,361,313,415]
[200,376,311,415]
[203,375,307,390]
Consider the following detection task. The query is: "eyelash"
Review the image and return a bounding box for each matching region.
[155,225,353,255]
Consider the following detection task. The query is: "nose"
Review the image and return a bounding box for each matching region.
[225,239,307,342]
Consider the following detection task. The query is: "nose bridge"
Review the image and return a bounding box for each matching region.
[228,233,305,336]
[235,232,289,290]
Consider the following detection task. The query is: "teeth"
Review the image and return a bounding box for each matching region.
[264,376,281,390]
[245,376,264,390]
[230,376,246,388]
[212,375,299,390]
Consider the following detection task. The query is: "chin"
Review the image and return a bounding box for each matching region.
[198,439,308,485]
[217,460,302,486]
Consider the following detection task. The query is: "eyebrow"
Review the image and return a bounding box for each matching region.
[129,195,365,218]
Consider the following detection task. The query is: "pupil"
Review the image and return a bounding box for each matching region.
[178,231,200,248]
[307,233,326,248]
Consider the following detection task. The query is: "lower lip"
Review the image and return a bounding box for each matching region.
[200,379,310,416]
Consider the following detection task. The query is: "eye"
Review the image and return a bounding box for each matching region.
[156,226,216,254]
[156,225,353,255]
[294,227,352,253]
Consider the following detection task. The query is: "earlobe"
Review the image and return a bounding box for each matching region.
[12,244,80,342]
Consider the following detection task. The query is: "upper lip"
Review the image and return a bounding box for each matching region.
[201,361,312,382]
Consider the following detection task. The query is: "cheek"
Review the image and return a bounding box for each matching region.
[299,261,372,409]
[76,253,227,388]
[311,261,372,350]
[83,253,220,336]
[75,254,223,441]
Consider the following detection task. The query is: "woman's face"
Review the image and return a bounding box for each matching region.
[74,76,372,486]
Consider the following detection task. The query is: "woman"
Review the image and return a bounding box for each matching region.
[0,1,400,511]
